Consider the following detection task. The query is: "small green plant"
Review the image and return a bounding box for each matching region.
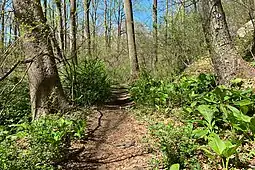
[201,133,239,170]
[149,122,199,169]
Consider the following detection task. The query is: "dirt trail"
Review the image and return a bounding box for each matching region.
[62,86,155,170]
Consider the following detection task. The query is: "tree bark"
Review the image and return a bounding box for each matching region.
[199,0,255,85]
[123,0,139,78]
[84,0,91,57]
[13,0,68,120]
[70,0,77,64]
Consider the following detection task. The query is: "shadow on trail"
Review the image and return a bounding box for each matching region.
[60,86,149,170]
[104,86,134,110]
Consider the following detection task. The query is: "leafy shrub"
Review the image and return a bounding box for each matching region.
[183,83,255,168]
[63,58,111,106]
[130,73,216,108]
[0,77,30,126]
[133,73,255,169]
[149,122,200,169]
[0,115,86,170]
[130,72,174,107]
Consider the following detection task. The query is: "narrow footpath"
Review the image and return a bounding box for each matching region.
[62,86,156,170]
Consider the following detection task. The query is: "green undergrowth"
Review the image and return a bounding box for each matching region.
[62,58,112,106]
[0,114,86,170]
[130,73,255,169]
[0,77,30,126]
[0,77,88,169]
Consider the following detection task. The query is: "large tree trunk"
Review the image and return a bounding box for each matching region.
[84,0,91,57]
[13,0,68,120]
[199,0,255,85]
[123,0,139,78]
[70,0,77,64]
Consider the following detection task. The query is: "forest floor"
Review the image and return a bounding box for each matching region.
[62,86,158,170]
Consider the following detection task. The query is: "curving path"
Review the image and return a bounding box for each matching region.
[62,86,156,170]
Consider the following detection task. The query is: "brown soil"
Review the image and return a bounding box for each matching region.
[61,87,157,170]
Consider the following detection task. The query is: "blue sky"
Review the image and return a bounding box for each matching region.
[133,0,165,28]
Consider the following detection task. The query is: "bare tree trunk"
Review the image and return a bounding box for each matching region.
[70,0,77,64]
[55,0,64,55]
[0,0,6,52]
[104,0,108,49]
[52,1,55,29]
[63,0,67,51]
[164,0,169,45]
[13,0,68,120]
[43,0,47,18]
[152,0,158,71]
[199,0,255,85]
[193,0,197,12]
[116,0,123,54]
[13,16,18,41]
[123,0,139,78]
[8,13,12,45]
[91,0,98,55]
[84,0,91,57]
[108,0,112,49]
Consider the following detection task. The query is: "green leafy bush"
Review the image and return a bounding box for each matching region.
[130,73,216,108]
[133,73,255,169]
[0,115,86,170]
[63,59,111,106]
[130,72,174,107]
[149,122,200,169]
[0,77,30,126]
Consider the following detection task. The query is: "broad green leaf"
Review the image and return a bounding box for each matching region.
[222,141,238,158]
[234,99,253,106]
[197,105,216,124]
[193,129,209,138]
[208,133,226,156]
[226,105,251,123]
[191,101,198,107]
[220,104,228,120]
[170,163,180,170]
[203,97,218,104]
